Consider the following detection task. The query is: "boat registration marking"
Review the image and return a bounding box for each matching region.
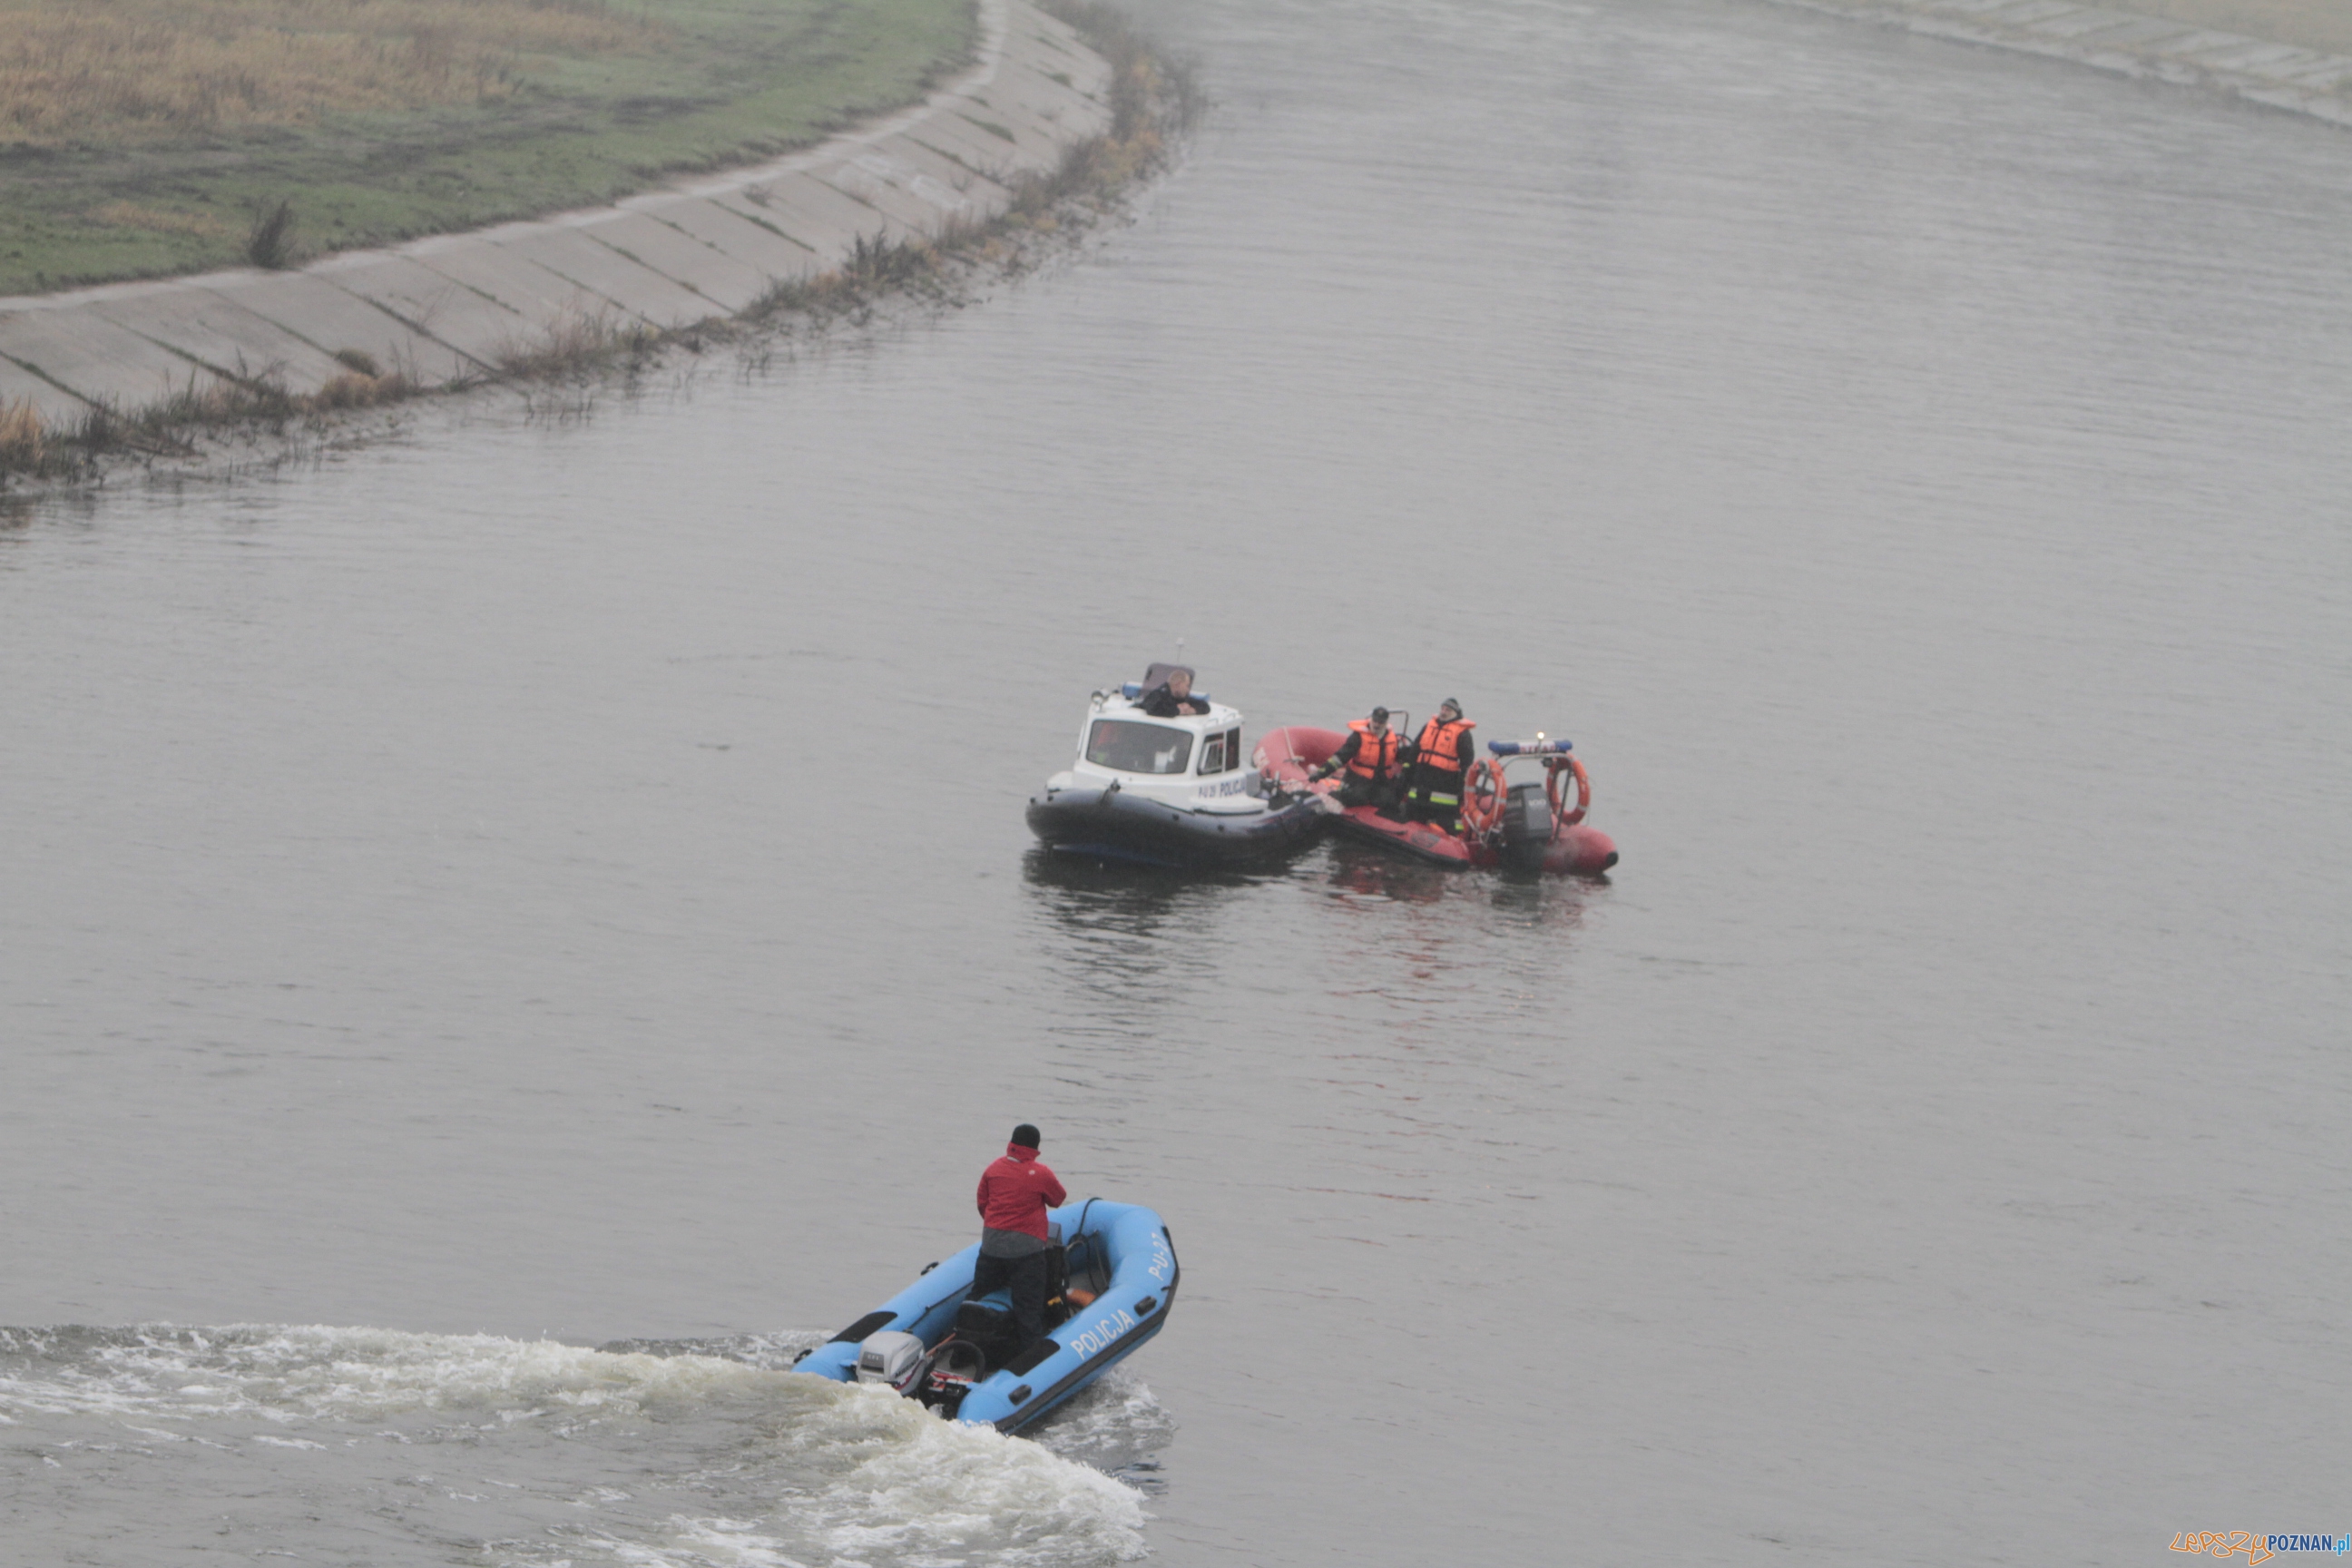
[1068,1307,1137,1358]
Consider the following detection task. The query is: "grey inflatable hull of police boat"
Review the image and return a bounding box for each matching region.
[791,1199,1177,1433]
[1026,784,1325,869]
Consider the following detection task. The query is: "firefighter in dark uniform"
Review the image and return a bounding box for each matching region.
[1310,706,1406,817]
[1404,697,1477,832]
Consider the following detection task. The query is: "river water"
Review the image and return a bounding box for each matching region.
[5,0,2348,1562]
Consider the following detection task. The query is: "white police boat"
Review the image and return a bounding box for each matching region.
[791,1199,1176,1434]
[1026,665,1328,869]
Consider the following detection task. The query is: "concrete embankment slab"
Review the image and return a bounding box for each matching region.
[89,284,352,389]
[951,101,1067,172]
[2234,48,2332,82]
[877,135,1018,215]
[2029,10,2143,39]
[2070,16,2190,45]
[867,144,999,221]
[0,354,87,424]
[1001,21,1116,123]
[813,156,967,236]
[1022,12,1117,99]
[1782,0,2352,122]
[799,170,932,246]
[992,83,1112,152]
[574,211,773,314]
[2191,41,2300,69]
[625,195,825,288]
[485,225,723,330]
[714,175,897,259]
[200,270,464,388]
[2152,28,2253,59]
[2285,59,2352,86]
[0,304,211,411]
[1023,10,1110,67]
[409,230,632,333]
[910,117,1033,185]
[1000,55,1115,133]
[701,201,843,266]
[309,253,519,378]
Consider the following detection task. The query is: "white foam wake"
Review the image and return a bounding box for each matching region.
[784,1381,1150,1563]
[1,1325,1157,1566]
[0,1323,795,1425]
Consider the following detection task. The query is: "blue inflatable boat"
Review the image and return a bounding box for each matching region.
[791,1199,1177,1434]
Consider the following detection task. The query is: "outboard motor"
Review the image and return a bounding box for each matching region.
[855,1329,929,1394]
[1498,782,1556,870]
[858,1327,989,1416]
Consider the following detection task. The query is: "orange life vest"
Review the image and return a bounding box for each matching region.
[1413,716,1475,775]
[1345,720,1399,781]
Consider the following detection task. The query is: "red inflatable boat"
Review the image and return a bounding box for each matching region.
[1255,726,1619,877]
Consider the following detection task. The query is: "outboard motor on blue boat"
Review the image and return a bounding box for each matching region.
[793,1199,1179,1433]
[854,1330,929,1394]
[852,1222,1079,1418]
[856,1328,990,1416]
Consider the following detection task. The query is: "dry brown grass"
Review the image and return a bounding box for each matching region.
[0,365,434,479]
[0,0,665,147]
[83,200,238,239]
[307,368,414,410]
[0,398,44,468]
[492,304,663,379]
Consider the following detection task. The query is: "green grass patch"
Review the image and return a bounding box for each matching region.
[0,0,977,296]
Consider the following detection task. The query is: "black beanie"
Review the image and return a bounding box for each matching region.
[1011,1123,1041,1150]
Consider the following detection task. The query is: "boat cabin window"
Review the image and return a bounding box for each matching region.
[1196,727,1244,775]
[1086,719,1193,776]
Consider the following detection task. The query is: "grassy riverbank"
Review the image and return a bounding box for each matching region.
[0,0,1199,486]
[0,0,976,297]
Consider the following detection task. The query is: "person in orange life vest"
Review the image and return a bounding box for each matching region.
[1310,705,1405,815]
[1404,697,1477,831]
[973,1122,1068,1347]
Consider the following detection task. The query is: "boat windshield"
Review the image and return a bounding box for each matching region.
[1086,719,1193,776]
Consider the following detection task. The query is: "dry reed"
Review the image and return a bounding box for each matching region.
[0,0,664,147]
[0,398,44,468]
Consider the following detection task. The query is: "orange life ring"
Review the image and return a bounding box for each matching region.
[1461,758,1507,834]
[1545,755,1590,830]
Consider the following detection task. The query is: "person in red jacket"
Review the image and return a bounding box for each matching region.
[973,1122,1067,1348]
